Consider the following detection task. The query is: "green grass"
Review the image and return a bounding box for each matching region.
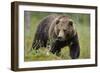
[24,12,90,61]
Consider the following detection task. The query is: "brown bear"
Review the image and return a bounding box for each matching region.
[31,14,80,59]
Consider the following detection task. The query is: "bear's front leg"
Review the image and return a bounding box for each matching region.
[69,34,80,59]
[50,39,66,56]
[50,41,61,56]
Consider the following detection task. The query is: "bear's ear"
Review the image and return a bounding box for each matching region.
[69,20,73,26]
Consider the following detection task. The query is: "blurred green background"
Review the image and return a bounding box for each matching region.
[24,11,90,61]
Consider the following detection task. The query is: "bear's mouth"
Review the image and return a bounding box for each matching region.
[56,37,66,42]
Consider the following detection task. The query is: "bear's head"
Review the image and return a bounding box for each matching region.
[48,15,76,54]
[54,15,75,41]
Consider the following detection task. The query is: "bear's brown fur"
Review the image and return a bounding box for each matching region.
[31,14,80,59]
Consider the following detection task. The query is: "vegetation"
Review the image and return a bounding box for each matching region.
[24,11,90,61]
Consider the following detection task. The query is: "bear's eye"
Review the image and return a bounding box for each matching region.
[63,29,67,32]
[56,20,60,24]
[69,21,73,26]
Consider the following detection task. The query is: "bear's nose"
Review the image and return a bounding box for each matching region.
[58,30,65,38]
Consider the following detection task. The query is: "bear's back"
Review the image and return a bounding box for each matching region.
[37,14,59,34]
